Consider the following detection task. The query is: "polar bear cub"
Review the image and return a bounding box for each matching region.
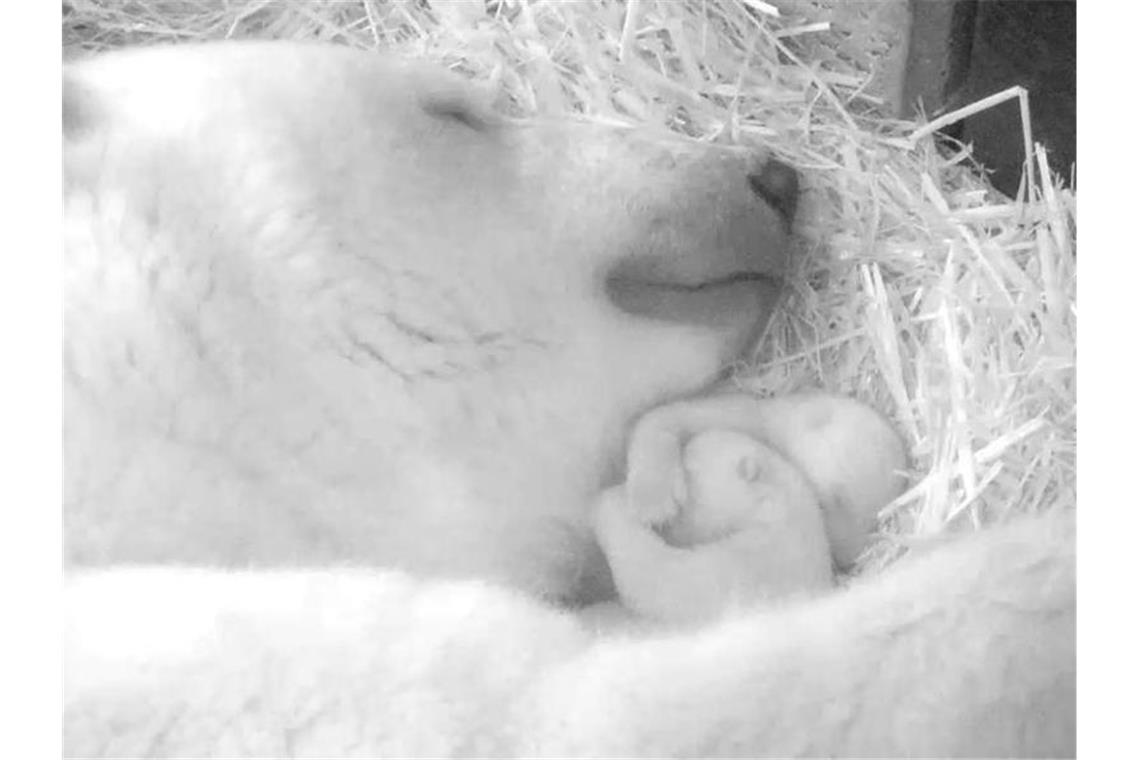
[596,392,907,622]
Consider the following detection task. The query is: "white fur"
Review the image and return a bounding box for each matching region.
[595,428,834,622]
[624,391,910,569]
[63,41,1075,758]
[64,41,789,602]
[66,510,1075,757]
[594,394,909,624]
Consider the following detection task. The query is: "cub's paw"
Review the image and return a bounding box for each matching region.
[592,484,668,555]
[592,485,627,541]
[625,455,684,527]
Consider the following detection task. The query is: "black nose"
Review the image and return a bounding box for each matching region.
[748,158,799,228]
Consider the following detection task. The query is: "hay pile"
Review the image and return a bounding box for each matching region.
[62,0,1076,573]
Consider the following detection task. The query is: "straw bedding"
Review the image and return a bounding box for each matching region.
[62,0,1077,575]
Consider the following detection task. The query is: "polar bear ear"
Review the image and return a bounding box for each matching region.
[63,70,100,141]
[63,69,116,192]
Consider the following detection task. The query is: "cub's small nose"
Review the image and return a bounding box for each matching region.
[748,158,799,228]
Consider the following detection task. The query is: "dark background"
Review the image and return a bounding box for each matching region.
[906,0,1076,196]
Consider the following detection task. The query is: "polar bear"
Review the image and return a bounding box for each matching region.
[594,429,834,623]
[64,41,798,604]
[63,42,1075,758]
[594,393,907,624]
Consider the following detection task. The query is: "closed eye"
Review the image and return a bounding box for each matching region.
[423,98,490,132]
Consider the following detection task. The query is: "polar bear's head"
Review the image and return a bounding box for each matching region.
[64,42,799,603]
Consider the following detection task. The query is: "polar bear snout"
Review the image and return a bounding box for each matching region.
[599,149,799,336]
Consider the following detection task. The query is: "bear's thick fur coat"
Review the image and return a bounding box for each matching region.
[64,42,1075,758]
